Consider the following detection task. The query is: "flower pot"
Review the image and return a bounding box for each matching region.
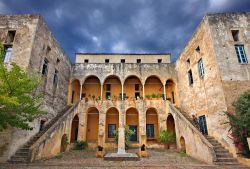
[247,137,250,150]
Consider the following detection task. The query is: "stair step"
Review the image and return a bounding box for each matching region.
[214,161,239,165]
[216,153,233,158]
[217,157,237,162]
[16,152,29,156]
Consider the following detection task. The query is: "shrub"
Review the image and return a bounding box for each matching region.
[225,90,250,158]
[158,130,176,145]
[74,140,88,150]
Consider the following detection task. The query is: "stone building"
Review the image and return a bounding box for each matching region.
[0,12,249,165]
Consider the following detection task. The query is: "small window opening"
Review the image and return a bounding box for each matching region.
[84,59,89,63]
[158,59,162,63]
[188,69,193,86]
[46,46,51,54]
[3,45,12,63]
[195,46,200,53]
[56,58,60,64]
[39,120,46,131]
[106,84,111,100]
[53,70,59,87]
[121,59,125,63]
[5,30,16,44]
[231,30,239,41]
[105,59,109,63]
[137,59,141,63]
[42,58,49,76]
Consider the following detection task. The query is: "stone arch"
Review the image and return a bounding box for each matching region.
[144,75,164,99]
[70,114,79,143]
[60,134,68,152]
[124,75,143,99]
[146,107,159,143]
[180,136,186,153]
[105,107,119,142]
[68,79,81,104]
[165,79,177,104]
[86,107,99,142]
[103,75,122,100]
[166,113,175,134]
[126,107,139,142]
[82,75,101,100]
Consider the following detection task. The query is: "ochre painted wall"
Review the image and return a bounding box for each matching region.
[124,77,142,98]
[82,77,101,99]
[105,108,119,142]
[103,77,121,100]
[145,77,163,97]
[87,109,99,142]
[146,109,159,141]
[126,108,139,141]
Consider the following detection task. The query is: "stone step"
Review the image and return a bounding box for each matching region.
[104,153,140,161]
[216,152,233,158]
[216,157,237,162]
[16,151,29,156]
[214,161,239,165]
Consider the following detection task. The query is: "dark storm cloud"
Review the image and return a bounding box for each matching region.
[1,0,250,62]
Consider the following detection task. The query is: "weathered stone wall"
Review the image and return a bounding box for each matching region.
[207,13,250,113]
[0,14,71,162]
[175,17,235,154]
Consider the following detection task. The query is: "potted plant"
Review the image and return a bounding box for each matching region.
[158,130,176,149]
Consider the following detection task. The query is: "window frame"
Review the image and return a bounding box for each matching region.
[198,58,205,78]
[108,124,116,138]
[235,45,248,64]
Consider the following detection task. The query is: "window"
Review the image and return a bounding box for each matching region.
[158,59,162,63]
[188,69,193,85]
[235,45,248,64]
[56,58,60,64]
[146,124,154,138]
[198,58,205,77]
[42,58,49,76]
[84,59,89,63]
[121,59,125,63]
[3,46,12,63]
[53,70,58,87]
[46,46,51,54]
[199,115,208,135]
[39,120,46,131]
[195,46,200,53]
[231,30,239,41]
[108,124,116,138]
[81,93,86,100]
[135,84,140,99]
[106,84,111,100]
[5,30,16,44]
[105,59,109,63]
[137,59,141,63]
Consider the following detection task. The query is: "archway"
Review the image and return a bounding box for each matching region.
[146,108,159,143]
[180,136,186,153]
[126,108,139,142]
[124,76,142,99]
[70,115,79,143]
[82,76,101,100]
[60,134,68,152]
[167,114,175,134]
[103,75,122,100]
[165,79,177,104]
[86,107,99,142]
[145,76,163,99]
[68,79,80,104]
[105,107,119,142]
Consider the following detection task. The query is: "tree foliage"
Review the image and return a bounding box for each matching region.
[225,90,250,157]
[0,44,45,130]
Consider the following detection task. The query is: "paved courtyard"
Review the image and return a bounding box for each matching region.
[1,149,249,169]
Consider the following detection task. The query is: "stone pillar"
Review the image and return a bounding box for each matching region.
[142,84,145,99]
[163,84,166,100]
[121,84,124,100]
[117,127,126,154]
[79,83,83,100]
[101,84,103,100]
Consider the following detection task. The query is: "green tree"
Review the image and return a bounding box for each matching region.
[225,90,250,157]
[0,44,45,130]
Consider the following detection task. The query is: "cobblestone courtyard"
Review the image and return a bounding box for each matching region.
[1,149,249,169]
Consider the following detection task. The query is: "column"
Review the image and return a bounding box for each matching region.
[163,84,166,100]
[117,127,126,154]
[142,84,145,99]
[79,83,83,100]
[121,84,124,100]
[101,84,103,100]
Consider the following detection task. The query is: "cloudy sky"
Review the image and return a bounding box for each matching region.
[0,0,250,62]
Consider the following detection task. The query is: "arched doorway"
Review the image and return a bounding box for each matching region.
[180,136,186,153]
[145,76,163,99]
[68,79,81,104]
[86,107,99,142]
[70,115,79,143]
[60,134,68,152]
[103,75,122,100]
[82,76,101,100]
[105,107,119,142]
[126,108,139,142]
[167,114,175,134]
[146,108,159,143]
[124,76,142,99]
[165,79,177,104]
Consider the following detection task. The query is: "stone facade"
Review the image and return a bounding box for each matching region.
[0,12,250,164]
[0,14,71,162]
[176,12,250,156]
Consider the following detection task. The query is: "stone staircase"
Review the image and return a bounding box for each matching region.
[8,105,72,163]
[174,106,242,166]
